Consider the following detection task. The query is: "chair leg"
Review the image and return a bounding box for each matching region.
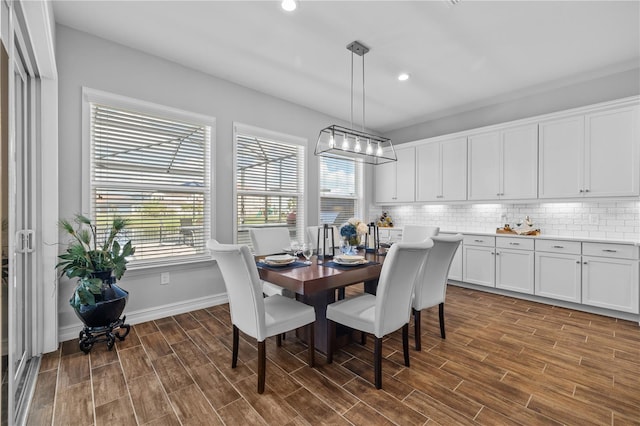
[232,325,239,368]
[327,320,335,364]
[337,288,345,300]
[307,322,315,367]
[276,334,282,347]
[374,337,383,389]
[439,302,446,339]
[360,331,367,346]
[257,340,266,394]
[413,308,421,351]
[402,323,410,367]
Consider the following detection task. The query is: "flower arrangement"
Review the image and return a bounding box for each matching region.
[340,217,368,246]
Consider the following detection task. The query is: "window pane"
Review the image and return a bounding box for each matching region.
[319,156,362,226]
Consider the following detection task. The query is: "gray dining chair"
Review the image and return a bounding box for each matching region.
[401,225,440,242]
[412,234,463,350]
[208,240,315,393]
[326,240,433,389]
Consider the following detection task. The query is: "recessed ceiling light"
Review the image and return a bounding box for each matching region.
[398,73,410,82]
[281,0,297,12]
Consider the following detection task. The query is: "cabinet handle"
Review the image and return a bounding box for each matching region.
[583,261,588,265]
[474,239,484,243]
[579,189,584,193]
[585,189,590,193]
[602,249,617,253]
[509,242,520,246]
[576,260,580,264]
[496,252,500,255]
[552,245,564,249]
[491,252,495,255]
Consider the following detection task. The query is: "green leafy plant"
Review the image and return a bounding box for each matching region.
[56,214,135,309]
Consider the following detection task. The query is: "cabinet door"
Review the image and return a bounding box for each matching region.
[441,137,467,201]
[535,252,581,303]
[501,125,538,199]
[584,106,639,197]
[468,132,500,200]
[416,142,440,201]
[496,249,534,294]
[395,147,416,202]
[538,116,584,199]
[374,160,396,203]
[462,246,495,287]
[449,244,462,281]
[582,256,639,314]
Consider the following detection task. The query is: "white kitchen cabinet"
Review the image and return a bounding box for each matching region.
[534,239,582,303]
[581,243,639,314]
[377,227,403,244]
[539,105,639,199]
[467,124,537,200]
[495,237,534,294]
[375,146,415,203]
[462,235,495,287]
[416,137,467,202]
[449,244,462,281]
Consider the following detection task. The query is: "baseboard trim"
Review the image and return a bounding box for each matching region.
[58,293,229,342]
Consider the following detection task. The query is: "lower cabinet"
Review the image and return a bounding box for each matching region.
[495,237,534,294]
[449,244,462,281]
[534,240,582,303]
[462,235,495,287]
[582,255,639,314]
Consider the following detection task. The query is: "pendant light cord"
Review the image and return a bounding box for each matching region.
[362,53,365,131]
[350,50,354,130]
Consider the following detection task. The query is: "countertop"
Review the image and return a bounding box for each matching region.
[437,229,640,246]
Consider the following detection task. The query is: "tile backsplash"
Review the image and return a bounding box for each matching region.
[370,201,640,242]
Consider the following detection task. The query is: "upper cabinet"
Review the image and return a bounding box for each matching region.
[374,146,415,203]
[467,124,538,200]
[416,137,467,202]
[539,105,639,199]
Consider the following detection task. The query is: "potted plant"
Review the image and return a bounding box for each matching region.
[56,214,135,351]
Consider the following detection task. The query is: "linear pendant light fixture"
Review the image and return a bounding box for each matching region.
[315,41,397,165]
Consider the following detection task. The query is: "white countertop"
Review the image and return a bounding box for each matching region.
[438,229,640,246]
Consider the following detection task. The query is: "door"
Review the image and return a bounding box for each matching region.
[395,147,415,202]
[496,249,534,294]
[374,160,396,203]
[416,142,439,201]
[467,132,500,200]
[462,245,495,287]
[582,256,639,314]
[501,124,538,199]
[441,137,467,201]
[538,116,584,198]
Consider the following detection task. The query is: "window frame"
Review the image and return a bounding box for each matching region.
[233,122,306,249]
[81,87,216,268]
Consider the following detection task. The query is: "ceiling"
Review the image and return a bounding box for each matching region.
[52,0,640,133]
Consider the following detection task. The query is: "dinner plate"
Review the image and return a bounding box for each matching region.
[265,254,296,263]
[334,258,368,266]
[265,258,296,266]
[334,254,365,263]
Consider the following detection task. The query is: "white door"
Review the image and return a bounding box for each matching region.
[395,147,416,202]
[501,125,538,199]
[462,246,495,287]
[448,245,462,281]
[538,116,584,198]
[441,137,467,201]
[495,249,534,294]
[467,132,500,200]
[582,256,639,314]
[416,142,440,201]
[534,252,582,303]
[374,160,396,203]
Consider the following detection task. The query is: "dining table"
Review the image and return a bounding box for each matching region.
[256,250,386,354]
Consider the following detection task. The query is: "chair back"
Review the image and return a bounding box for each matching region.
[401,225,440,243]
[207,240,267,341]
[374,240,433,337]
[306,225,340,249]
[249,227,291,256]
[413,234,463,310]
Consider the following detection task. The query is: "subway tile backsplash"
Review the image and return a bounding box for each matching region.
[370,201,640,242]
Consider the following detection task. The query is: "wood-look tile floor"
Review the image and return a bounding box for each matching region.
[27,285,640,425]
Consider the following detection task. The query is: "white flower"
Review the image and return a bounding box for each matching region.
[356,223,368,235]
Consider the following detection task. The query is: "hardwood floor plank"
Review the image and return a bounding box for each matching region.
[39,349,60,372]
[115,326,142,350]
[57,352,90,390]
[119,345,155,381]
[89,342,120,368]
[26,370,57,425]
[155,318,188,345]
[217,398,267,426]
[127,373,174,424]
[284,387,351,425]
[139,332,173,361]
[189,362,241,410]
[233,375,299,424]
[167,384,223,425]
[92,363,128,407]
[52,381,93,426]
[140,413,181,426]
[291,366,359,415]
[342,401,396,426]
[94,396,137,426]
[170,339,210,372]
[173,312,201,331]
[527,389,612,425]
[133,321,160,337]
[152,353,195,393]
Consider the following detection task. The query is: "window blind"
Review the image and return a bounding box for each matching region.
[235,132,305,249]
[319,156,362,226]
[89,103,212,265]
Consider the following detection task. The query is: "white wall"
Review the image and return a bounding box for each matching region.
[55,25,352,339]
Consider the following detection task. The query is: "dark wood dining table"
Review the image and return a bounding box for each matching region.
[257,250,386,354]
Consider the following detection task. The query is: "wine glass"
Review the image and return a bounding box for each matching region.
[302,243,313,264]
[340,238,351,255]
[290,240,300,257]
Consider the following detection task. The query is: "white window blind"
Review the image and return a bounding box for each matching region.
[88,97,213,266]
[319,156,362,226]
[234,126,305,249]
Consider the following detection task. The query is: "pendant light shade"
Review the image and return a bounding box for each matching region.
[315,41,397,165]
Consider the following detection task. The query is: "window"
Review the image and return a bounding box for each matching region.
[319,156,363,226]
[83,88,215,266]
[234,123,305,249]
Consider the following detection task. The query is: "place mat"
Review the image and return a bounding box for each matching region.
[322,261,380,271]
[256,261,310,271]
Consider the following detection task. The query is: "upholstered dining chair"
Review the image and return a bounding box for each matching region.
[306,225,340,254]
[249,227,292,297]
[412,234,463,351]
[208,240,316,394]
[401,225,440,243]
[326,240,433,389]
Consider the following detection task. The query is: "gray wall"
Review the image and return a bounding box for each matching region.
[56,25,351,334]
[384,67,640,144]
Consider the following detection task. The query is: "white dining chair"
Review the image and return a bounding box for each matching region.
[401,225,440,243]
[208,240,316,394]
[412,234,463,351]
[249,227,292,297]
[326,240,433,389]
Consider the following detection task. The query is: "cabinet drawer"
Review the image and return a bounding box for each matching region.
[582,242,639,260]
[496,237,534,250]
[535,239,581,255]
[463,235,495,247]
